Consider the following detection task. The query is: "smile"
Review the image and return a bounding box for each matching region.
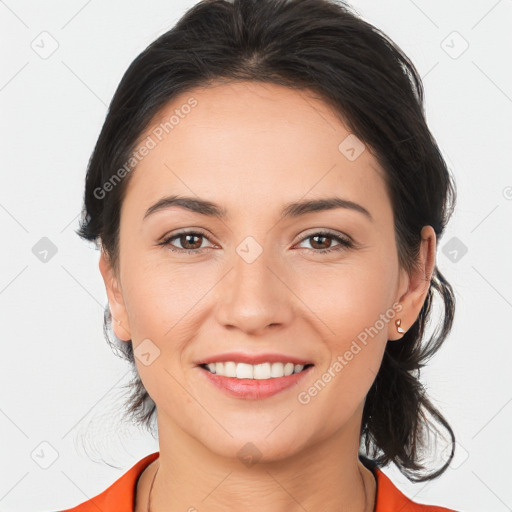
[198,362,314,400]
[200,361,313,379]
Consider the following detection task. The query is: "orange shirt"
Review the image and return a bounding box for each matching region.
[60,452,456,511]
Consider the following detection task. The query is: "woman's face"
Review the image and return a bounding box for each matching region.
[101,81,433,462]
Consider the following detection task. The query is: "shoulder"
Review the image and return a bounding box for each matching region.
[373,466,458,512]
[59,452,160,512]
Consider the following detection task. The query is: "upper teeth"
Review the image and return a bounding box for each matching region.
[205,361,306,379]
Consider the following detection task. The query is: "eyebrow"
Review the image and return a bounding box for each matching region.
[143,195,373,222]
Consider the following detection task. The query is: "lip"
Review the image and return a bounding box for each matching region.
[195,352,313,366]
[198,364,314,400]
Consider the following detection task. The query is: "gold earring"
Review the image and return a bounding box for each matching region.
[395,319,405,334]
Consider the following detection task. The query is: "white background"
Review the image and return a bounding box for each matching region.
[0,1,511,511]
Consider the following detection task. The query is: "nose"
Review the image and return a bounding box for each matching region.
[214,243,294,335]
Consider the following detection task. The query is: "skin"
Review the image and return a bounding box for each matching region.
[99,81,436,512]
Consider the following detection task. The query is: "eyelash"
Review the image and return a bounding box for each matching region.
[160,229,354,255]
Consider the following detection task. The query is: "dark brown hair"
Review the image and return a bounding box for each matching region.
[77,0,457,482]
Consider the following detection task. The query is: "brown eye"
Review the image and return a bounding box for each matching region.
[296,231,354,254]
[177,233,203,250]
[161,230,214,253]
[309,234,332,250]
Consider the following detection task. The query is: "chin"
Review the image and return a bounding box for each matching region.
[197,426,311,466]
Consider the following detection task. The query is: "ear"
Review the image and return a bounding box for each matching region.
[388,225,436,341]
[98,249,132,341]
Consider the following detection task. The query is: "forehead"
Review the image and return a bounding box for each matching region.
[124,81,390,221]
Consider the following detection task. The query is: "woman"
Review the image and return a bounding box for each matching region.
[62,0,460,510]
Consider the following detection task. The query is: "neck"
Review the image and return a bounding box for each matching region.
[140,409,377,512]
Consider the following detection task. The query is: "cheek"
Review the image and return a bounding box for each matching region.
[294,255,397,401]
[120,262,202,408]
[121,255,209,340]
[297,251,398,339]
